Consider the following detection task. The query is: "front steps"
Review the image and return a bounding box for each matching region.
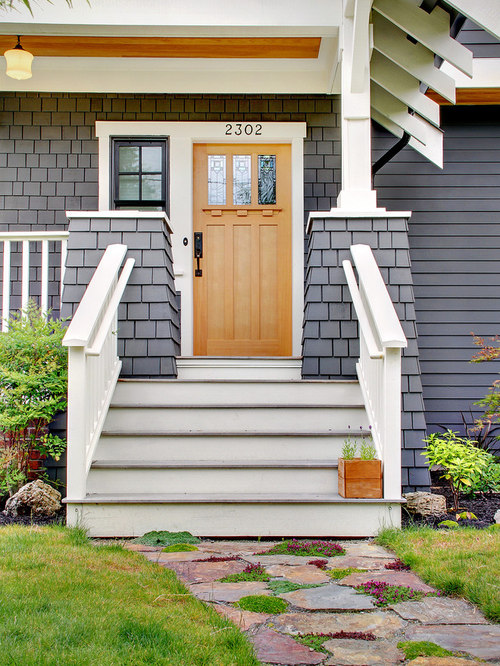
[66,379,403,537]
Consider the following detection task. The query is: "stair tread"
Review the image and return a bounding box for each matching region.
[91,459,340,469]
[109,403,365,409]
[65,492,405,504]
[117,378,359,384]
[101,429,371,437]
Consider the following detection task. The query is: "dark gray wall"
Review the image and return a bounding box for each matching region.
[458,19,500,58]
[373,106,500,438]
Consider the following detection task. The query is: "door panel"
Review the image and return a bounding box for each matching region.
[193,143,292,356]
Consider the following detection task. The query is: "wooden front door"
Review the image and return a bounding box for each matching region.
[193,143,292,356]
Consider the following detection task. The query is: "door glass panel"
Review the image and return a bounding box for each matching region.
[208,154,226,205]
[118,146,139,173]
[142,174,162,200]
[118,174,140,200]
[142,146,163,173]
[258,155,276,205]
[233,155,251,205]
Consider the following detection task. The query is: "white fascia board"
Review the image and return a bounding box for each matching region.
[373,0,473,77]
[441,59,500,89]
[443,0,500,41]
[0,0,343,29]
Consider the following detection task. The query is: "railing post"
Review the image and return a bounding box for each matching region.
[66,346,88,501]
[382,347,403,498]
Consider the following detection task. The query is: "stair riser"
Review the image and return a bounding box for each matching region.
[96,435,347,461]
[113,381,363,406]
[67,502,401,537]
[104,407,368,432]
[86,468,339,495]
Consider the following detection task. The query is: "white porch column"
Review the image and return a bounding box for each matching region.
[337,0,378,211]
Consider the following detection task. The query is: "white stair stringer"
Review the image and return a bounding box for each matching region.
[65,378,403,537]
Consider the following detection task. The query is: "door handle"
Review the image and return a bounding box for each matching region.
[194,232,203,277]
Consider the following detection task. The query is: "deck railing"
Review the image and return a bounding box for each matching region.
[0,231,69,330]
[343,244,407,499]
[62,244,134,500]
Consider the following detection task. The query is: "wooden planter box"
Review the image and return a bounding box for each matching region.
[338,458,382,499]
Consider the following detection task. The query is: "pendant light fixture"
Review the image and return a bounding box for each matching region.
[4,36,33,80]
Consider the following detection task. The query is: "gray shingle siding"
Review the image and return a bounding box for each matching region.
[373,106,500,440]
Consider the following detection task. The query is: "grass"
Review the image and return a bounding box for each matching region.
[235,595,288,614]
[161,543,199,553]
[0,525,259,665]
[377,525,500,622]
[397,641,454,660]
[133,530,200,547]
[267,580,321,595]
[260,539,345,557]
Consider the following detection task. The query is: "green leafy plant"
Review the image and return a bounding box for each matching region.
[161,543,198,553]
[267,580,321,595]
[341,438,357,460]
[421,430,492,511]
[470,461,500,494]
[219,563,270,583]
[360,441,377,460]
[296,631,376,653]
[260,539,345,557]
[0,302,67,497]
[235,595,288,614]
[327,567,364,580]
[134,530,200,547]
[397,641,454,660]
[438,520,460,529]
[342,426,376,460]
[355,580,439,606]
[471,334,500,440]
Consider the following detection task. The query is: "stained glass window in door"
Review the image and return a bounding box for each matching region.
[208,154,226,205]
[258,155,276,205]
[233,155,251,205]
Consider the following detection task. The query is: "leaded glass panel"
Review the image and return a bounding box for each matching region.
[233,155,251,205]
[258,155,276,205]
[208,155,226,205]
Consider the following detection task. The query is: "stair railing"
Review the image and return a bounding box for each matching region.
[0,231,69,330]
[63,244,134,500]
[342,244,407,499]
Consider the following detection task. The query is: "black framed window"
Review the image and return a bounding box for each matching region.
[112,139,167,211]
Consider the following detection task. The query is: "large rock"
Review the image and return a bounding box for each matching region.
[403,492,447,517]
[4,479,61,518]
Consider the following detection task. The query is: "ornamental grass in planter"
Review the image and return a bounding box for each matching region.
[338,431,382,499]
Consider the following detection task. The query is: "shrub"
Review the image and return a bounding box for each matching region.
[471,334,500,440]
[0,302,67,497]
[421,430,492,511]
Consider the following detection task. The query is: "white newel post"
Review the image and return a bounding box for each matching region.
[66,346,88,500]
[383,347,403,499]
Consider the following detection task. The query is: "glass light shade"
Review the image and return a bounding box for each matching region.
[5,46,33,80]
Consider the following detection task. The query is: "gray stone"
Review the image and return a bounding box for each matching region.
[390,596,488,624]
[212,604,269,631]
[323,639,404,665]
[244,554,317,566]
[265,564,330,584]
[341,543,394,558]
[495,509,500,524]
[158,559,247,584]
[327,555,394,570]
[280,583,376,611]
[271,611,405,639]
[248,627,324,665]
[188,581,270,603]
[4,480,61,518]
[403,492,447,517]
[407,659,484,666]
[404,624,500,660]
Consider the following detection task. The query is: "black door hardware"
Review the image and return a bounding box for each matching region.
[194,232,203,276]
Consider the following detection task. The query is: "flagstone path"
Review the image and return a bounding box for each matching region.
[125,539,500,665]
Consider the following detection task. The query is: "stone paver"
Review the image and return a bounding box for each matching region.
[341,543,394,558]
[281,583,376,610]
[339,570,436,593]
[407,659,485,666]
[212,604,270,630]
[326,555,394,569]
[323,638,404,665]
[159,559,246,584]
[156,551,212,562]
[244,554,318,566]
[248,627,324,665]
[271,610,406,638]
[188,581,270,603]
[197,540,265,555]
[391,596,488,624]
[123,543,160,552]
[265,564,330,584]
[405,624,500,661]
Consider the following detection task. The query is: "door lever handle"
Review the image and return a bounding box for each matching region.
[194,232,203,276]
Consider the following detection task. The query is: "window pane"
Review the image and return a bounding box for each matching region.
[119,146,139,173]
[258,155,276,205]
[142,174,162,200]
[233,155,251,205]
[119,174,140,200]
[208,154,226,205]
[142,146,162,173]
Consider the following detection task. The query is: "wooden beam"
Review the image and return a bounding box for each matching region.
[373,0,473,76]
[373,13,456,103]
[0,35,321,59]
[443,0,500,41]
[427,88,500,105]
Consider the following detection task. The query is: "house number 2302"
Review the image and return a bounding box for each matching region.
[225,123,262,136]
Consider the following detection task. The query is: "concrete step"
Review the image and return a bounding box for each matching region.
[114,379,363,406]
[65,494,403,537]
[104,405,369,432]
[176,357,302,380]
[96,431,364,462]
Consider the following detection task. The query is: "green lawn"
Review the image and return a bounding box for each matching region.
[377,525,500,622]
[0,525,259,666]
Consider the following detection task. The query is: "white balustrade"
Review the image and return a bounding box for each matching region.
[63,244,135,500]
[0,231,69,331]
[343,244,407,499]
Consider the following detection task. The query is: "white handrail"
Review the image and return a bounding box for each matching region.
[63,244,135,500]
[343,244,407,499]
[0,231,69,331]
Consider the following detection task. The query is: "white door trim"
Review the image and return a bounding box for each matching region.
[96,121,306,357]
